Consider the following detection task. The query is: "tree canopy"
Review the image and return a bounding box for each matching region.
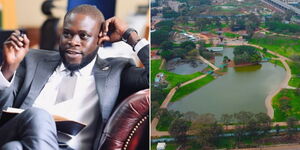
[233,46,262,65]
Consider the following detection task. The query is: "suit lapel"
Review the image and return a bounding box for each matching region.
[20,57,60,108]
[93,57,112,122]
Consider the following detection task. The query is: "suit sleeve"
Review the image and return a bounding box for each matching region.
[0,69,15,89]
[0,61,26,110]
[119,44,149,98]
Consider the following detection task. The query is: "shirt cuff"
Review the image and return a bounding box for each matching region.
[0,67,15,89]
[134,38,149,53]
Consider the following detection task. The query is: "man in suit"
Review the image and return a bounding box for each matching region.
[0,4,148,150]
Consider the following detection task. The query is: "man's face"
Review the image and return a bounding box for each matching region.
[59,13,101,71]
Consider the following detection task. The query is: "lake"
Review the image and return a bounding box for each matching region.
[168,48,286,118]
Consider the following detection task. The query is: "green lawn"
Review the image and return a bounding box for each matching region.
[156,119,170,131]
[151,142,179,150]
[272,89,300,122]
[269,59,285,69]
[224,32,240,38]
[151,47,159,51]
[259,50,278,59]
[151,59,204,91]
[171,75,215,102]
[288,61,300,87]
[249,36,300,59]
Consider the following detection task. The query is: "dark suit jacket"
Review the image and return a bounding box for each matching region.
[0,45,149,150]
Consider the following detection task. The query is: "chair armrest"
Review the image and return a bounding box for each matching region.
[99,89,149,150]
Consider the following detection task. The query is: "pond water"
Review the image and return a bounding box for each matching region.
[168,48,286,118]
[167,58,208,75]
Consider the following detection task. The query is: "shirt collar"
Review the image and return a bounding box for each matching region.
[58,56,97,76]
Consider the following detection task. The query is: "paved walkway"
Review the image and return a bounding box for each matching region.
[159,59,166,70]
[196,55,219,70]
[152,74,208,136]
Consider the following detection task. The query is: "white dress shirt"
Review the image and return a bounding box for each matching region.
[33,57,98,150]
[0,39,148,149]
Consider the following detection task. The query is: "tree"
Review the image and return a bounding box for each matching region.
[214,17,222,29]
[287,117,298,140]
[296,83,300,96]
[233,46,262,65]
[255,112,272,137]
[246,118,260,140]
[183,111,199,122]
[234,111,254,125]
[285,10,294,21]
[151,85,167,102]
[220,114,233,130]
[151,30,169,45]
[160,50,173,61]
[233,111,254,147]
[161,41,173,51]
[187,49,200,58]
[180,41,196,52]
[190,114,223,148]
[223,56,230,64]
[156,109,183,131]
[169,118,190,145]
[196,18,211,31]
[173,48,186,58]
[156,20,174,31]
[262,48,267,53]
[151,101,160,119]
[162,7,179,18]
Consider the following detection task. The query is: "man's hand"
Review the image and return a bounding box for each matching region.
[1,30,30,80]
[98,17,128,44]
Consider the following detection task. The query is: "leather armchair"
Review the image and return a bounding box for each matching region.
[99,89,149,150]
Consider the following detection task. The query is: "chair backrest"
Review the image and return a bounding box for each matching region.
[99,89,149,150]
[39,18,59,50]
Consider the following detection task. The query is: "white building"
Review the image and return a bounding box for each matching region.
[157,142,166,150]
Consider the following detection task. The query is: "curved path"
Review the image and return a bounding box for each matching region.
[265,56,291,118]
[152,74,208,137]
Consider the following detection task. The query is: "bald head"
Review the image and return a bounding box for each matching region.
[64,4,105,28]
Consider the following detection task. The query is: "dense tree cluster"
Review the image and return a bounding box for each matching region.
[266,21,300,34]
[265,12,300,34]
[159,41,197,61]
[154,107,300,149]
[233,45,262,65]
[229,13,260,38]
[162,7,179,18]
[151,21,174,45]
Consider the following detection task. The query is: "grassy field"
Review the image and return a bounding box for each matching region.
[171,75,215,102]
[224,32,240,38]
[269,59,285,69]
[151,47,159,51]
[249,36,300,59]
[288,61,300,87]
[272,89,300,122]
